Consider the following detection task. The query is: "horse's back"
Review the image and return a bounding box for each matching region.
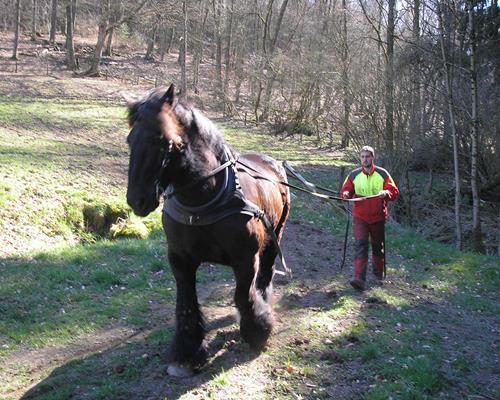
[238,153,287,181]
[237,153,290,223]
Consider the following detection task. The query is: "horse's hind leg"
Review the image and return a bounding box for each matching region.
[167,252,207,377]
[234,254,273,350]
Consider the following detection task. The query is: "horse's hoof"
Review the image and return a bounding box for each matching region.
[240,312,273,351]
[167,363,194,377]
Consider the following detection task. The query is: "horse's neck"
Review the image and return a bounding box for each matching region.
[171,138,226,206]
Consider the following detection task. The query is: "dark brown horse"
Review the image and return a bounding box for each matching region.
[125,84,290,376]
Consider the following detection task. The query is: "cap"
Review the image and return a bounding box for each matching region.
[360,145,374,157]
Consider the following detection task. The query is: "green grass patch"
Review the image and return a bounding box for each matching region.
[0,237,177,355]
[327,296,359,318]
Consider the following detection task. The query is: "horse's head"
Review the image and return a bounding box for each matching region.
[125,84,185,216]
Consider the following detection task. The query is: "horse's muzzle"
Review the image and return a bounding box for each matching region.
[127,191,159,217]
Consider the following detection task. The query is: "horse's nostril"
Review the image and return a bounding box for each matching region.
[136,197,145,210]
[127,193,144,212]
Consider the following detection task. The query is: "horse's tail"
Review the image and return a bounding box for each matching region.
[274,165,291,241]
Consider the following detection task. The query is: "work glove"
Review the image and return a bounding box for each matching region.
[378,190,391,199]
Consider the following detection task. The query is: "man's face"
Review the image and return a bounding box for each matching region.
[360,151,374,169]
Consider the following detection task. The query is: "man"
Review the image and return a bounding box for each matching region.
[340,146,399,291]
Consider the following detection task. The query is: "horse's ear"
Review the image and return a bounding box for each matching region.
[161,84,176,105]
[122,93,136,108]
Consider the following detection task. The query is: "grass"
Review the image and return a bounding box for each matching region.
[0,237,177,354]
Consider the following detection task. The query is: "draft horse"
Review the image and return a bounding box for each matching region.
[125,84,290,376]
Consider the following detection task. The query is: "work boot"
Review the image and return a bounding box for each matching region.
[350,279,366,291]
[372,278,384,287]
[372,256,384,282]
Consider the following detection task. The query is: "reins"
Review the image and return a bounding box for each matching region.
[236,159,365,271]
[236,159,382,204]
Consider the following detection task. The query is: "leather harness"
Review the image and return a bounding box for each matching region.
[161,145,291,277]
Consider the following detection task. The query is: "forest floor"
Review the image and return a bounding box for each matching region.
[0,32,499,400]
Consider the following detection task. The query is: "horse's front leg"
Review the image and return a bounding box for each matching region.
[257,243,277,303]
[167,252,206,377]
[234,254,274,350]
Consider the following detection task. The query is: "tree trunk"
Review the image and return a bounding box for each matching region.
[31,0,37,40]
[223,0,234,100]
[384,0,395,152]
[159,25,168,61]
[340,0,350,148]
[261,0,289,121]
[180,0,188,98]
[104,1,123,57]
[104,27,114,56]
[410,0,421,140]
[65,0,76,70]
[72,0,76,31]
[212,0,223,96]
[85,0,148,76]
[86,0,110,76]
[254,82,263,125]
[192,1,209,94]
[468,0,484,253]
[12,0,21,60]
[167,27,175,54]
[49,0,58,44]
[145,21,157,60]
[425,168,434,194]
[437,0,461,250]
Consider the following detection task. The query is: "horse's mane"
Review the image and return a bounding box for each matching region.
[128,87,227,159]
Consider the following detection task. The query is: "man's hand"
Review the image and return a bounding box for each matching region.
[342,191,351,199]
[378,190,390,199]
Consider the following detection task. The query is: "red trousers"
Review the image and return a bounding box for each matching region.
[352,217,385,281]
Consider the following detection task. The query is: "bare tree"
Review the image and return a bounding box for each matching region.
[104,1,123,57]
[180,0,188,98]
[192,0,209,93]
[85,0,149,76]
[437,0,462,250]
[212,0,223,96]
[223,0,235,101]
[145,16,159,60]
[31,0,37,40]
[65,0,76,70]
[468,0,484,252]
[340,0,350,148]
[86,0,111,76]
[49,0,57,44]
[11,0,21,60]
[384,0,395,152]
[260,0,289,121]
